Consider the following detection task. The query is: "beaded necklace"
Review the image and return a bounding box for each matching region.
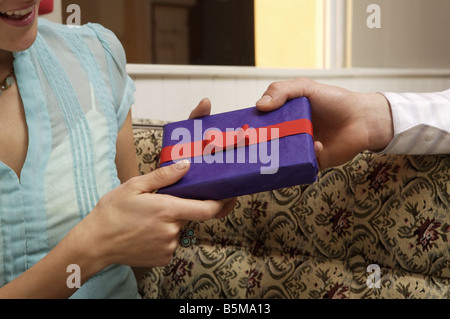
[0,70,14,96]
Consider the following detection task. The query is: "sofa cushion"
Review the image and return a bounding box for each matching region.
[134,121,449,299]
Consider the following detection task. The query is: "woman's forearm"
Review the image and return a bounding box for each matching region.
[0,221,104,299]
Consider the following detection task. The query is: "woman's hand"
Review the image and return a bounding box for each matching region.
[189,97,213,119]
[188,97,237,215]
[256,78,394,169]
[74,160,235,270]
[74,97,236,270]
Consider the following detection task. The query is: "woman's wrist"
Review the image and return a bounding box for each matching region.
[0,219,108,299]
[62,214,110,279]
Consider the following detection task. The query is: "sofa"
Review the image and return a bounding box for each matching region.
[133,120,449,299]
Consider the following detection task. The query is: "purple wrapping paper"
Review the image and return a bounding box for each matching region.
[158,97,319,200]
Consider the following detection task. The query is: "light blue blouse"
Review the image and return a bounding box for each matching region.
[0,18,138,298]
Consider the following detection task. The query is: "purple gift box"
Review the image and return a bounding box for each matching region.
[158,97,319,200]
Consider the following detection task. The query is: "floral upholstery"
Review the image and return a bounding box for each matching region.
[133,121,449,299]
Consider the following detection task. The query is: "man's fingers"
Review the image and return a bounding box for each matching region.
[314,141,324,171]
[314,141,323,157]
[256,78,316,112]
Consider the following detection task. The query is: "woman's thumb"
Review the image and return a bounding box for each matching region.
[138,160,190,193]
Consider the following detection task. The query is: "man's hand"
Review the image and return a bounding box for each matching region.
[256,78,394,169]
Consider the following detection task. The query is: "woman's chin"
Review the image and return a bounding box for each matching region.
[3,28,38,53]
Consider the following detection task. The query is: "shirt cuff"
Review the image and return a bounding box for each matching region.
[379,91,450,155]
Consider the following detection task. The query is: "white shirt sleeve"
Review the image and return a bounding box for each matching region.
[380,90,450,154]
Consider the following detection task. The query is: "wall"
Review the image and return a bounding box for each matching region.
[350,0,450,68]
[254,0,321,68]
[43,1,450,122]
[128,64,450,121]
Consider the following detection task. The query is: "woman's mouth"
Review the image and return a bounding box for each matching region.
[0,5,37,27]
[0,6,34,19]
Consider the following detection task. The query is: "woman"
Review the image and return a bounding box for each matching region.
[0,0,234,298]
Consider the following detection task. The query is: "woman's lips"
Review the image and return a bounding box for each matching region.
[0,5,37,27]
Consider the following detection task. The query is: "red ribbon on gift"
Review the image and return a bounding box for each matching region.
[160,118,313,164]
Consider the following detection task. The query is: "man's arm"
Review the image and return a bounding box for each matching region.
[380,90,450,155]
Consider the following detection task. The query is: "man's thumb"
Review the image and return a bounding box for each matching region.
[139,160,190,193]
